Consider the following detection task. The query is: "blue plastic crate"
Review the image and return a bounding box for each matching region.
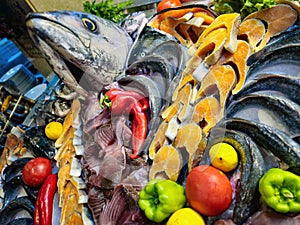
[0,38,29,76]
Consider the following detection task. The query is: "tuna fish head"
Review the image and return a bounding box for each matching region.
[26,11,133,96]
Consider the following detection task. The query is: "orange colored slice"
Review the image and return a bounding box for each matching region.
[149,121,169,160]
[149,145,182,181]
[191,96,221,135]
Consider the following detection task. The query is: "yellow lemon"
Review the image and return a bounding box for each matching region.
[209,142,238,172]
[167,208,206,225]
[45,121,63,140]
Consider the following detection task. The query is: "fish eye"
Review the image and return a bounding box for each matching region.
[82,17,97,32]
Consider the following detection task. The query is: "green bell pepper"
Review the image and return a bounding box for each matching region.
[259,168,300,213]
[138,179,186,223]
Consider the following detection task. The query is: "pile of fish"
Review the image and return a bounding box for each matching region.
[1,1,300,225]
[145,3,300,224]
[209,23,300,224]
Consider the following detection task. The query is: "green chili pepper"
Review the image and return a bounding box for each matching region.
[138,179,186,223]
[259,168,300,213]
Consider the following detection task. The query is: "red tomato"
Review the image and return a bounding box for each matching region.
[22,157,52,188]
[185,165,232,216]
[157,0,182,12]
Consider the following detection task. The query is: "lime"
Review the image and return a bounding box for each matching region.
[167,208,206,225]
[209,142,238,172]
[45,121,63,140]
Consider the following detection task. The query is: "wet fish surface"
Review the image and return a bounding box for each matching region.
[23,6,300,225]
[0,197,35,225]
[3,175,38,206]
[226,93,300,135]
[247,23,300,65]
[7,218,34,225]
[229,74,300,106]
[26,11,133,96]
[2,157,33,183]
[246,45,300,82]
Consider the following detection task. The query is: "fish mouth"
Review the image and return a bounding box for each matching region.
[25,12,90,51]
[62,56,93,91]
[32,33,91,95]
[26,13,94,93]
[25,12,81,41]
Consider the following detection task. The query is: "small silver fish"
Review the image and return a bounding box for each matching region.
[26,11,133,96]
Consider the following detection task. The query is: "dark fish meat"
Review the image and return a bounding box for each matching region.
[244,210,300,225]
[99,185,148,225]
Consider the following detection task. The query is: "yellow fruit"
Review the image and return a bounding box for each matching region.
[209,142,238,172]
[167,208,206,225]
[45,121,63,140]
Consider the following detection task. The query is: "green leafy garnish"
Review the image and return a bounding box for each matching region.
[83,0,134,23]
[214,0,277,18]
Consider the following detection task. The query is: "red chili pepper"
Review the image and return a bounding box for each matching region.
[105,88,149,111]
[34,190,42,225]
[103,89,149,159]
[37,174,57,225]
[131,107,148,159]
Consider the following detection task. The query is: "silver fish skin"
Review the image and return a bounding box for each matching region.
[26,11,133,96]
[247,24,300,66]
[245,46,300,83]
